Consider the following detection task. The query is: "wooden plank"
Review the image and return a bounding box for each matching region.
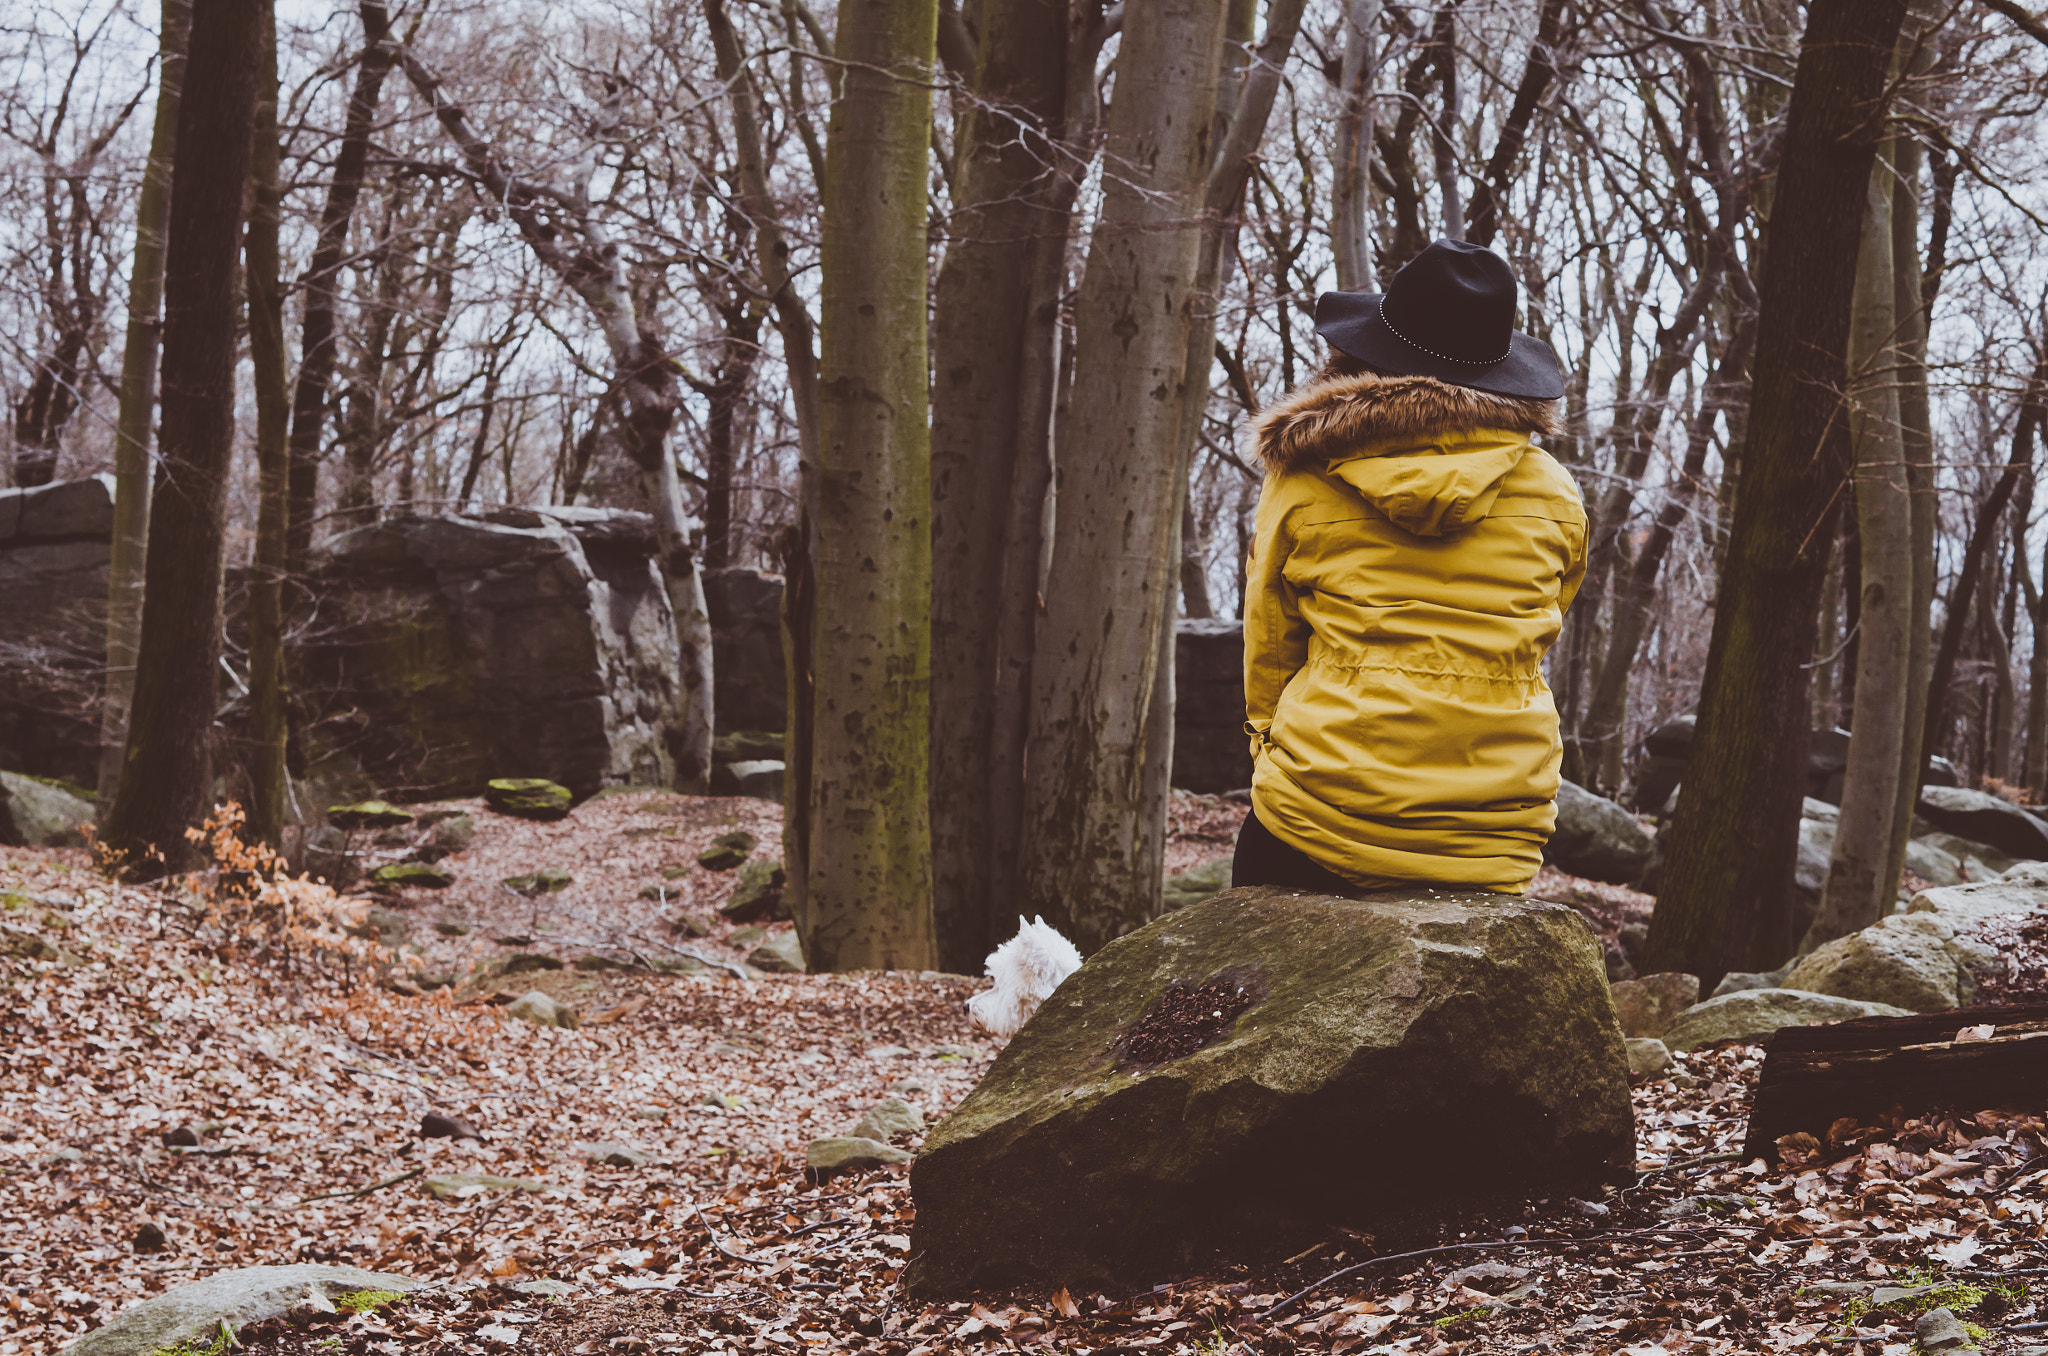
[1741,1003,2048,1162]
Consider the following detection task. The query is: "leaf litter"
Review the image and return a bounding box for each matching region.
[2,790,2045,1354]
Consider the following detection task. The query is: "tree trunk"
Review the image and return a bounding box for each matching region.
[285,1,393,579]
[802,0,939,972]
[2023,529,2047,798]
[100,0,192,796]
[1806,128,1913,953]
[101,0,265,872]
[1464,0,1567,249]
[1921,365,2043,771]
[927,0,1072,971]
[1018,0,1230,954]
[1429,6,1464,240]
[245,4,290,847]
[1643,0,1911,990]
[699,303,764,572]
[1330,0,1381,292]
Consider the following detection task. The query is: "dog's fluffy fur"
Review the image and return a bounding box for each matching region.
[965,916,1083,1039]
[1251,372,1558,473]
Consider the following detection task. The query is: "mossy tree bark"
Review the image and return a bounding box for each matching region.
[927,0,1074,971]
[1018,0,1231,954]
[245,4,290,847]
[100,0,191,797]
[801,0,939,971]
[101,0,266,872]
[1643,0,1911,989]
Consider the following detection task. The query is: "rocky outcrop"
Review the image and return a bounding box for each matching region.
[295,510,692,801]
[1660,989,1913,1052]
[1546,780,1654,883]
[0,476,114,788]
[60,1264,424,1356]
[908,886,1633,1291]
[1172,620,1253,793]
[703,568,787,735]
[1914,787,2048,862]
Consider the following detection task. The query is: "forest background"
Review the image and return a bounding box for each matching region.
[4,0,2048,990]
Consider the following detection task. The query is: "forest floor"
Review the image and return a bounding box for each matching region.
[2,791,2045,1356]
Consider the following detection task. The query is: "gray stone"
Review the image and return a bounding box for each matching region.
[1625,1037,1673,1075]
[370,862,454,889]
[851,1096,925,1142]
[500,868,573,897]
[505,990,578,1029]
[747,930,805,973]
[58,1264,425,1356]
[908,886,1633,1291]
[729,924,768,947]
[349,907,411,947]
[1906,874,2048,927]
[1915,786,2048,861]
[422,1173,547,1199]
[573,1140,652,1168]
[697,830,757,870]
[806,1136,912,1181]
[704,568,788,734]
[1660,989,1913,1053]
[1162,857,1232,912]
[511,1279,579,1297]
[1608,973,1699,1038]
[1708,964,1793,999]
[1545,780,1655,884]
[1918,832,2020,881]
[0,478,114,789]
[502,952,565,974]
[1172,619,1252,793]
[719,857,788,922]
[1781,915,1965,1013]
[485,778,573,821]
[1914,1307,1978,1353]
[327,799,413,830]
[0,771,92,848]
[713,729,784,762]
[712,759,784,801]
[429,813,475,852]
[1904,837,1966,888]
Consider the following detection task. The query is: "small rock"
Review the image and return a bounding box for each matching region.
[806,1135,912,1183]
[633,1107,669,1123]
[495,933,533,947]
[1914,1306,1978,1353]
[697,830,758,871]
[484,778,574,822]
[511,1279,578,1298]
[433,921,473,937]
[1708,966,1790,999]
[573,1140,652,1168]
[348,907,411,946]
[429,813,475,853]
[866,1044,914,1060]
[162,1126,200,1148]
[890,1078,932,1097]
[57,1264,425,1356]
[851,1097,925,1142]
[132,1221,168,1253]
[0,772,94,848]
[720,857,789,922]
[1444,1260,1530,1292]
[420,1112,483,1142]
[1660,988,1913,1052]
[1545,780,1656,883]
[730,925,768,948]
[715,759,785,801]
[1624,1037,1672,1075]
[670,912,712,937]
[370,862,454,890]
[571,954,641,973]
[422,1173,548,1200]
[748,931,805,974]
[650,954,719,978]
[503,952,565,974]
[505,990,579,1030]
[1608,972,1700,1038]
[326,800,415,831]
[501,869,573,898]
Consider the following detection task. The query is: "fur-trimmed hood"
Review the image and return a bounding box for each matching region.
[1250,372,1559,474]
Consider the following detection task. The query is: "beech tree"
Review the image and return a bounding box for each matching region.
[101,0,265,871]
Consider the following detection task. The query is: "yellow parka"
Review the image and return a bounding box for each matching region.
[1243,372,1587,893]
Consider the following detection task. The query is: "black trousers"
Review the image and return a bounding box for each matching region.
[1230,806,1353,893]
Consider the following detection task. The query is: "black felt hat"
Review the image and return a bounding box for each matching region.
[1314,239,1565,400]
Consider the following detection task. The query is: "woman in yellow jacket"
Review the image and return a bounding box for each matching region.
[1233,238,1586,895]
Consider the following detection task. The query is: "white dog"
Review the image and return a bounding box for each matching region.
[966,915,1083,1039]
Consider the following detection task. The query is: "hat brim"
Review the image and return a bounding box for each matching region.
[1315,292,1566,401]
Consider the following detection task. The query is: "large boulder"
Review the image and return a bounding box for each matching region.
[1171,619,1252,793]
[1545,780,1654,883]
[0,476,114,788]
[1781,915,1968,1013]
[1915,831,2018,882]
[1914,787,2048,862]
[294,510,688,799]
[1904,866,2048,928]
[908,886,1633,1291]
[702,568,787,735]
[0,771,92,847]
[60,1264,424,1356]
[1632,718,1956,815]
[1660,989,1913,1053]
[1608,972,1699,1038]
